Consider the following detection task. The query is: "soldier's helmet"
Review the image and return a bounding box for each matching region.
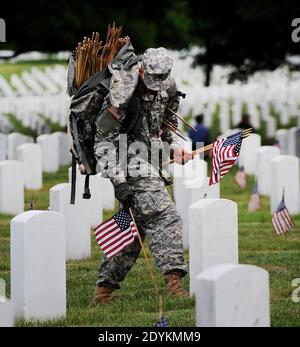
[142,47,173,91]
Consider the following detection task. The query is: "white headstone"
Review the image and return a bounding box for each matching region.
[265,117,276,138]
[195,264,270,327]
[189,199,238,294]
[0,300,14,327]
[0,133,7,161]
[37,134,59,173]
[0,160,24,215]
[67,166,104,226]
[52,132,71,166]
[11,210,66,320]
[256,146,280,196]
[287,127,298,156]
[7,132,34,160]
[68,166,114,211]
[275,129,289,154]
[296,128,300,159]
[50,183,91,260]
[173,158,207,218]
[17,143,43,190]
[97,175,115,210]
[270,155,300,214]
[239,133,261,174]
[182,177,220,249]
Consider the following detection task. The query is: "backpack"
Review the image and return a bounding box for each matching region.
[67,40,142,204]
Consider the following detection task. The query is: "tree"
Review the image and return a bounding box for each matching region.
[189,0,300,85]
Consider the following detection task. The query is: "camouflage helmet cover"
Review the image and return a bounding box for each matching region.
[142,47,173,91]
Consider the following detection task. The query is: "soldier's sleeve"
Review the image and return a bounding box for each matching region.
[161,80,181,151]
[94,100,127,187]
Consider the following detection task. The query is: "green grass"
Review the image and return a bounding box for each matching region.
[4,113,38,138]
[0,164,299,327]
[0,61,66,81]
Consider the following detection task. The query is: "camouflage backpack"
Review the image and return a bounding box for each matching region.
[67,40,142,204]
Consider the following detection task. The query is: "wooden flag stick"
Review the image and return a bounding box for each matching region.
[167,108,197,132]
[162,118,184,134]
[162,120,188,142]
[129,208,163,317]
[163,128,253,166]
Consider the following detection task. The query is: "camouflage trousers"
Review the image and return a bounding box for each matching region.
[96,177,188,289]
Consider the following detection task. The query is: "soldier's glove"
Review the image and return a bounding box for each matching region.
[114,182,134,212]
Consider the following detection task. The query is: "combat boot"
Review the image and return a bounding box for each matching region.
[164,272,189,298]
[93,285,114,304]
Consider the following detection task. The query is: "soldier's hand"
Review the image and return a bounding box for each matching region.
[173,147,193,165]
[114,182,134,212]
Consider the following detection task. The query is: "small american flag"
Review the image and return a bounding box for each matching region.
[248,182,261,211]
[94,210,138,259]
[209,132,243,185]
[272,197,294,236]
[274,139,281,149]
[235,166,247,189]
[155,316,169,327]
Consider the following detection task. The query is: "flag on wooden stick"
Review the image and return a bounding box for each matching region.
[272,193,294,236]
[248,182,261,211]
[235,166,247,189]
[209,131,243,185]
[94,210,138,258]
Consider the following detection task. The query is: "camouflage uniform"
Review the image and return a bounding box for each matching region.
[94,47,188,289]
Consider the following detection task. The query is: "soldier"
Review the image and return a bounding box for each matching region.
[93,47,193,304]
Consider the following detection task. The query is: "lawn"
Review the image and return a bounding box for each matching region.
[0,164,299,327]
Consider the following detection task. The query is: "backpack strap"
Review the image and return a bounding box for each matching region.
[70,112,93,175]
[83,175,91,199]
[70,153,77,205]
[123,55,143,70]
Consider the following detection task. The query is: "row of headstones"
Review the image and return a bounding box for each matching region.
[0,170,116,326]
[217,130,300,214]
[189,199,270,327]
[0,197,269,327]
[0,157,115,221]
[0,132,71,193]
[0,66,66,97]
[174,137,299,250]
[170,151,270,326]
[0,94,70,128]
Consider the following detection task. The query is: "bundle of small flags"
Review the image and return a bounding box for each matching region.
[209,131,243,185]
[248,182,261,211]
[235,166,247,189]
[94,210,138,258]
[272,196,294,236]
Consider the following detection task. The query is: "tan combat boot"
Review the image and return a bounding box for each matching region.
[93,286,114,304]
[164,272,189,298]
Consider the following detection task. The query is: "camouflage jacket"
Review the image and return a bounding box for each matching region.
[94,77,181,187]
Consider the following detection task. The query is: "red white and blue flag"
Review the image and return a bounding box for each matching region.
[94,210,138,259]
[209,132,243,185]
[248,182,261,211]
[272,197,294,236]
[235,166,247,189]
